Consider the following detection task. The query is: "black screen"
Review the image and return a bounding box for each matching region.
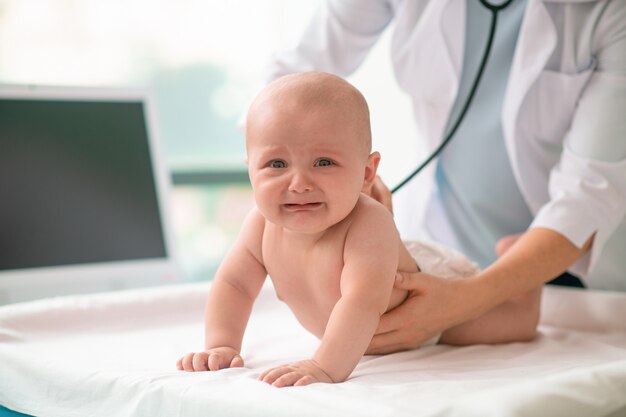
[0,98,167,271]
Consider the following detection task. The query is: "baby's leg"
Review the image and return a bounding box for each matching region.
[439,287,542,345]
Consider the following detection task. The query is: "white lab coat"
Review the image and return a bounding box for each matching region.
[265,0,626,290]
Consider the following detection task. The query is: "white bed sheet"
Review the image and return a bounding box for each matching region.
[0,282,625,417]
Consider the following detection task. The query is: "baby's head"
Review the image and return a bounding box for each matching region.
[245,72,380,233]
[246,72,372,155]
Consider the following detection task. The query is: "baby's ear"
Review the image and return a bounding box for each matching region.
[362,151,381,191]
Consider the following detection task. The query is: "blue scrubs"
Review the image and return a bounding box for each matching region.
[425,0,531,268]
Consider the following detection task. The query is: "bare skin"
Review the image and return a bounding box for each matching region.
[177,72,544,386]
[178,72,414,386]
[367,177,592,354]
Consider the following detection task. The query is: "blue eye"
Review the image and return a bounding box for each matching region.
[270,160,287,168]
[315,159,334,167]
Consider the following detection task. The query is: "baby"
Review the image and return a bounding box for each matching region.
[177,72,539,387]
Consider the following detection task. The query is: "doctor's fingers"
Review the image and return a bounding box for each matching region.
[371,302,435,353]
[368,329,422,355]
[495,232,524,257]
[368,176,393,213]
[375,296,422,335]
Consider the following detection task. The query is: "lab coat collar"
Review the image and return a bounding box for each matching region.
[435,0,565,95]
[434,0,560,208]
[434,0,558,121]
[440,0,465,81]
[431,0,593,149]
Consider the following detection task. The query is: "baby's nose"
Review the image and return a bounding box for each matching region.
[288,171,314,193]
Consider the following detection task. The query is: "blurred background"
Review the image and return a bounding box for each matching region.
[0,0,419,282]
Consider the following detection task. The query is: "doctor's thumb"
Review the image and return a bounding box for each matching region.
[393,271,428,292]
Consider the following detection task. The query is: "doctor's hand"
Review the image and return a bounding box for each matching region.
[363,175,393,213]
[367,272,470,354]
[176,346,244,372]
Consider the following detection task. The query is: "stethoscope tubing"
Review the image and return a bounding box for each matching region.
[390,0,513,194]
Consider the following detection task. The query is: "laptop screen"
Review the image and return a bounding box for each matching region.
[0,87,179,304]
[0,99,167,270]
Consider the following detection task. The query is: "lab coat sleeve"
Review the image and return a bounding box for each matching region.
[264,0,396,81]
[530,1,626,277]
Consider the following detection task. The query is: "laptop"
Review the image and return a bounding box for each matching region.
[0,85,182,304]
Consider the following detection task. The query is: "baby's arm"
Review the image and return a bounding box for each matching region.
[177,208,267,372]
[260,202,399,386]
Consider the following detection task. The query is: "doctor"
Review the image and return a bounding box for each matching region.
[263,0,626,353]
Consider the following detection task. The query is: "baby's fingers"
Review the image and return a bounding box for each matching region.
[259,366,290,385]
[230,354,244,368]
[272,371,306,388]
[208,352,237,371]
[178,352,206,372]
[261,369,315,387]
[178,350,242,372]
[293,375,315,387]
[192,352,210,371]
[258,365,278,381]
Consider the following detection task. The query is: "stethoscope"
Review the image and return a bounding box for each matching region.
[390,0,516,194]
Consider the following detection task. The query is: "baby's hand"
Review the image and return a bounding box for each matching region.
[176,347,244,372]
[259,360,334,387]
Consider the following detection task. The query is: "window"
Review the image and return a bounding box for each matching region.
[0,0,419,281]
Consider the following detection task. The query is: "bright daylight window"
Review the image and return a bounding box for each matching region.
[0,0,418,281]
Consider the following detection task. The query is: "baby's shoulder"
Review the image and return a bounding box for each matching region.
[341,195,401,262]
[241,206,266,234]
[346,195,397,238]
[237,206,267,259]
[350,194,394,224]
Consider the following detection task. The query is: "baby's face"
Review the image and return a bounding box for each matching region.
[246,104,372,235]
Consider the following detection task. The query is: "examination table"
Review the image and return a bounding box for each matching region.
[1,281,625,417]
